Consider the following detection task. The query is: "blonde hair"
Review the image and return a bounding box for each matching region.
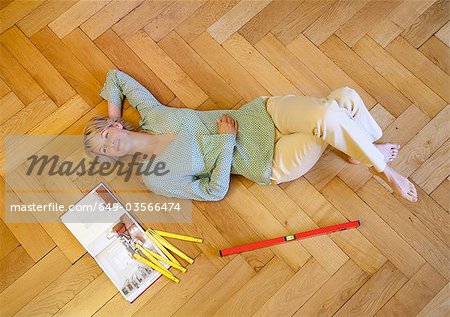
[83,116,135,163]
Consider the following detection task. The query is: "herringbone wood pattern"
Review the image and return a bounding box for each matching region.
[0,0,449,316]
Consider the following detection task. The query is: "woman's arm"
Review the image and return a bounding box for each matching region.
[151,133,237,201]
[108,101,122,120]
[100,69,165,118]
[149,115,239,201]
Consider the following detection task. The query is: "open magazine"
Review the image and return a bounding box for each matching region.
[61,183,168,302]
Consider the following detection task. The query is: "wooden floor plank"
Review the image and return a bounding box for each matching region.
[431,179,450,211]
[285,178,387,276]
[303,0,368,46]
[7,166,86,264]
[54,273,117,317]
[287,34,377,108]
[255,33,330,97]
[388,0,437,29]
[93,270,170,317]
[354,35,446,117]
[322,178,425,278]
[80,0,144,40]
[176,0,240,43]
[30,27,103,107]
[223,33,301,96]
[15,254,101,317]
[0,43,43,105]
[435,20,450,46]
[16,0,78,37]
[94,30,175,105]
[158,31,241,108]
[126,30,208,108]
[0,0,45,34]
[238,0,302,45]
[416,282,450,317]
[368,18,404,48]
[249,183,349,274]
[0,180,55,262]
[0,248,71,316]
[0,26,76,107]
[133,254,219,317]
[376,263,447,316]
[386,36,450,103]
[143,0,206,42]
[254,258,330,317]
[336,0,401,47]
[358,179,450,279]
[0,92,25,126]
[0,76,10,98]
[111,0,174,41]
[48,0,111,39]
[224,178,311,271]
[304,148,348,190]
[206,0,271,44]
[61,28,116,84]
[0,246,34,293]
[294,260,369,317]
[411,139,450,194]
[175,205,232,270]
[0,219,19,261]
[379,105,430,146]
[392,105,449,177]
[1,94,90,176]
[272,0,335,46]
[194,198,275,272]
[334,261,407,316]
[400,182,449,250]
[320,35,411,117]
[213,257,294,317]
[0,94,58,145]
[173,256,256,316]
[191,32,269,102]
[401,0,450,48]
[419,36,450,74]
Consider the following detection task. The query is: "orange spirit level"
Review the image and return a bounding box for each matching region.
[219,220,360,257]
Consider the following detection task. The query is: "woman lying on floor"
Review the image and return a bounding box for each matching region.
[83,69,417,202]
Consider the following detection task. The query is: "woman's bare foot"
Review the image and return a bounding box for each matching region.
[348,143,401,164]
[369,166,418,202]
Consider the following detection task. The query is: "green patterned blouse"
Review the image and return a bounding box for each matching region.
[99,70,275,201]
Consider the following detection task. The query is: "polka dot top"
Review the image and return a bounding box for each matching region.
[99,70,275,201]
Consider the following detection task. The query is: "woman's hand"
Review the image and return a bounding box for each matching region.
[108,101,122,120]
[217,114,238,135]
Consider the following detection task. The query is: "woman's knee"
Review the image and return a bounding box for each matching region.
[271,134,326,183]
[311,103,348,138]
[327,86,358,103]
[317,101,342,123]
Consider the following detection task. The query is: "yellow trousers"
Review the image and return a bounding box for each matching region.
[267,87,385,184]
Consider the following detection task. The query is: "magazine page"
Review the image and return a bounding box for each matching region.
[61,183,124,255]
[61,183,169,302]
[94,212,169,302]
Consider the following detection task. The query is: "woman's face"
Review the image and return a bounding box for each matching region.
[95,122,130,158]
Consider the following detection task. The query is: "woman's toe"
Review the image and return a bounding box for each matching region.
[409,184,417,195]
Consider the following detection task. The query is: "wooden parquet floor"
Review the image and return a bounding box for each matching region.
[0,0,449,316]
